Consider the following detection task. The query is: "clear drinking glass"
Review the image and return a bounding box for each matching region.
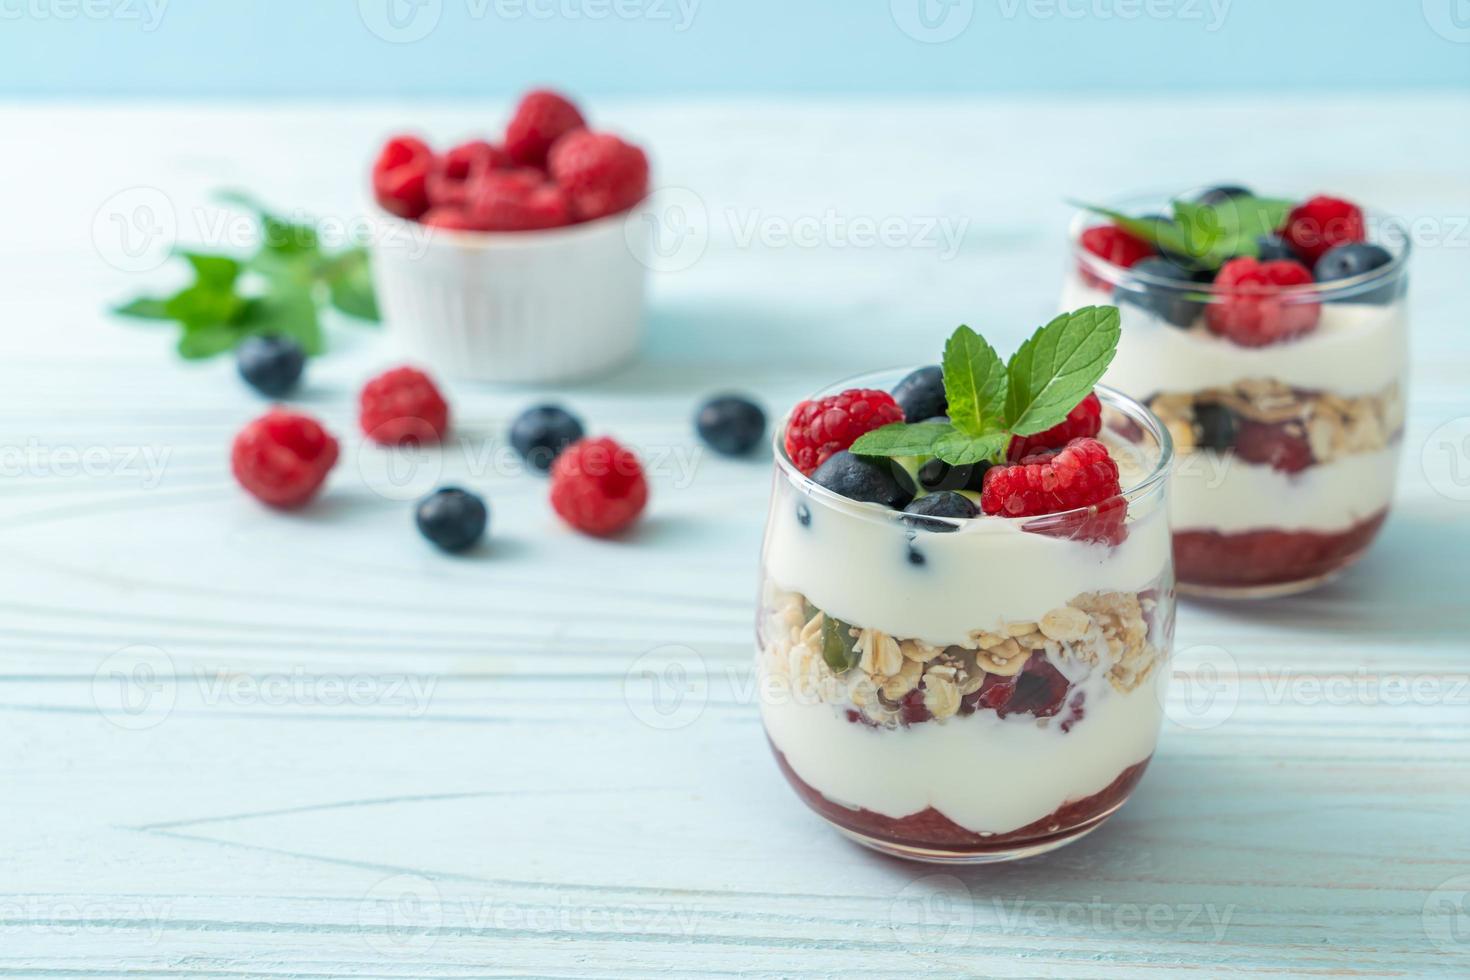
[1063,197,1409,597]
[756,379,1175,863]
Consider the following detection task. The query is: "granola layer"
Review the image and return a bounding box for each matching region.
[759,584,1167,729]
[759,577,1171,837]
[1149,378,1403,464]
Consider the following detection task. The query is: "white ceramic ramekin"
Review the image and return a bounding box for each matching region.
[369,204,650,383]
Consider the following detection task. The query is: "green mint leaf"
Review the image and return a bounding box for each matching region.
[163,284,245,331]
[238,283,323,356]
[176,323,243,360]
[324,247,380,321]
[1005,306,1121,436]
[942,324,1007,438]
[933,429,1008,466]
[1169,196,1291,267]
[850,422,952,458]
[820,614,860,673]
[180,252,241,290]
[113,296,173,320]
[218,189,321,257]
[1071,202,1199,268]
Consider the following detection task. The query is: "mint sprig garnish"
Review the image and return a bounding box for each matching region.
[1006,306,1120,436]
[1073,194,1294,270]
[942,325,1007,437]
[849,306,1120,467]
[113,191,379,360]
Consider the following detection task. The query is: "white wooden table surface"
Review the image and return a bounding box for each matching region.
[2,95,1469,977]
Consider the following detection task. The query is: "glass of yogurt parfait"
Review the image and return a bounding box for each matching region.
[756,310,1176,863]
[1063,187,1408,597]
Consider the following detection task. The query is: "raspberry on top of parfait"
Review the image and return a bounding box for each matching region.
[1075,186,1386,348]
[785,308,1131,545]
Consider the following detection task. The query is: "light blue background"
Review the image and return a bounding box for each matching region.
[0,0,1467,97]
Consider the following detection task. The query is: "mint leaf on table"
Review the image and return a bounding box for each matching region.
[163,253,246,329]
[112,190,380,360]
[942,324,1007,438]
[239,282,322,356]
[1004,306,1120,437]
[323,247,380,321]
[176,323,244,360]
[113,297,173,320]
[218,189,321,258]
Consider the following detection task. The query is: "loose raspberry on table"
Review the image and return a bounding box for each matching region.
[467,174,573,232]
[426,140,509,209]
[783,389,905,476]
[1281,195,1365,264]
[505,90,587,168]
[359,366,450,446]
[372,135,434,220]
[231,410,339,509]
[549,437,648,536]
[1205,257,1321,348]
[1007,392,1102,461]
[1078,225,1155,289]
[547,130,649,222]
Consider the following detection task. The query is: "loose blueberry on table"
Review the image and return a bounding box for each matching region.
[760,308,1173,862]
[510,404,585,473]
[695,394,766,457]
[1070,185,1406,594]
[416,487,489,553]
[236,335,305,397]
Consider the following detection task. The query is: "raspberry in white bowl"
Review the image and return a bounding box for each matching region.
[757,310,1176,863]
[1063,188,1408,597]
[368,89,652,384]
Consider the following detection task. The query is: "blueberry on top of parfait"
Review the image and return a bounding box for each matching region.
[811,451,915,509]
[891,366,946,423]
[1115,257,1206,328]
[1315,243,1396,304]
[902,491,978,532]
[1255,233,1298,263]
[1195,184,1253,207]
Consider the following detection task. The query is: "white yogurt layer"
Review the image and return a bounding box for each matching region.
[761,487,1170,648]
[1061,275,1408,398]
[1172,444,1400,534]
[762,651,1164,836]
